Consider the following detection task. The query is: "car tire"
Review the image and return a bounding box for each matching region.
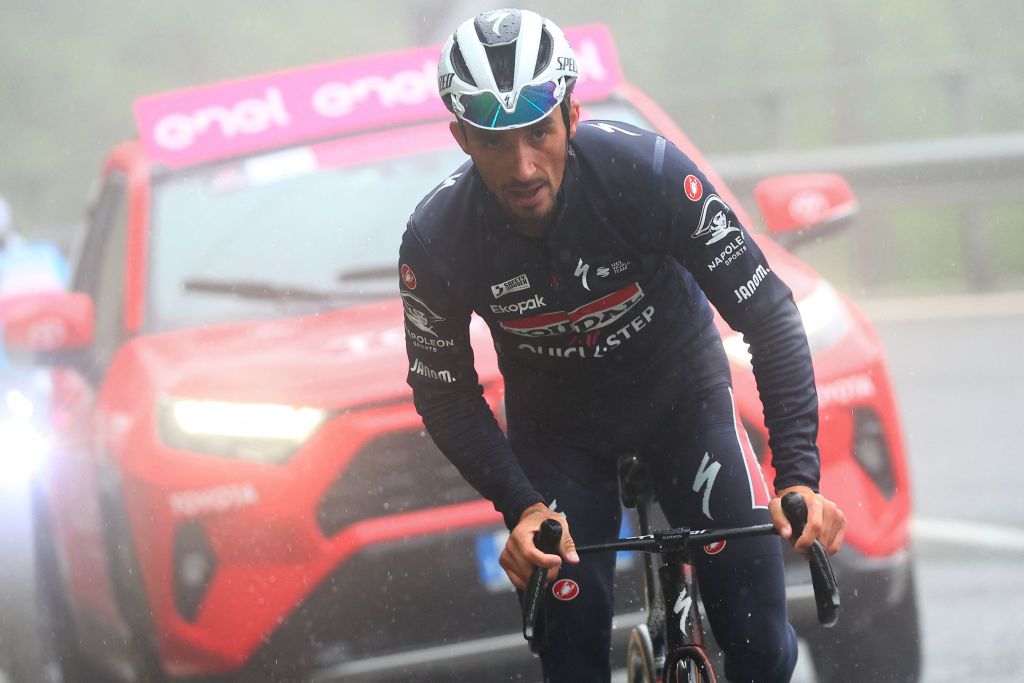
[0,480,48,683]
[808,561,922,683]
[30,489,107,683]
[97,485,169,683]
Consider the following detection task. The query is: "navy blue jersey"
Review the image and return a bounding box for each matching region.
[399,121,819,525]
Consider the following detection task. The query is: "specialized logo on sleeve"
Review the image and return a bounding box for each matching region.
[684,174,703,202]
[401,291,445,337]
[491,274,530,299]
[423,172,462,206]
[552,579,580,601]
[584,122,641,136]
[692,195,740,245]
[400,264,417,289]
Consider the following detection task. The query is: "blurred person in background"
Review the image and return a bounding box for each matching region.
[0,194,70,368]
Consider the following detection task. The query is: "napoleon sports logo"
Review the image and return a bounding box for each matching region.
[401,290,445,337]
[691,195,740,246]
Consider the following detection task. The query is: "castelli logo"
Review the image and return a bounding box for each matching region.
[552,579,580,601]
[400,264,417,289]
[684,174,703,202]
[704,540,727,555]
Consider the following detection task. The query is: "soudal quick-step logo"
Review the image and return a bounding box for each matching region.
[490,295,545,315]
[734,265,770,302]
[518,305,655,358]
[500,283,643,337]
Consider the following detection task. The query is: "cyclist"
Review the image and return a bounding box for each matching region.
[0,194,70,367]
[399,9,845,682]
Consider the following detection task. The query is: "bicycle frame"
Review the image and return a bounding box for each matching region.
[577,498,776,681]
[522,456,839,682]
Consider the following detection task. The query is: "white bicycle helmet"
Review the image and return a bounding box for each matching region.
[438,8,578,130]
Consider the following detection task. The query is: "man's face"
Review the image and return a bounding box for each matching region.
[450,101,580,234]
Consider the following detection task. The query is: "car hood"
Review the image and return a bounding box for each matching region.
[127,300,499,410]
[127,248,822,410]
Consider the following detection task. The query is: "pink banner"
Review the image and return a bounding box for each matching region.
[133,25,624,168]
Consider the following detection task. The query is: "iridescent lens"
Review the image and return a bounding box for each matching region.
[459,81,560,130]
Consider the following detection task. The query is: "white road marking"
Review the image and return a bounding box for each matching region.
[912,516,1024,552]
[856,290,1024,323]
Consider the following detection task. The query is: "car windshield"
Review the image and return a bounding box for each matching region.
[147,101,653,333]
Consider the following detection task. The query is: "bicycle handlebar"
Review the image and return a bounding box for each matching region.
[522,518,562,649]
[781,492,841,627]
[520,495,840,647]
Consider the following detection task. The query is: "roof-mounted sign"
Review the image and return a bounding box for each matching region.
[133,25,624,168]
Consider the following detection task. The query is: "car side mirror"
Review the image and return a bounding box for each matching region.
[754,173,858,248]
[3,292,95,366]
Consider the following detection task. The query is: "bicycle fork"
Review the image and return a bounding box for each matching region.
[660,553,715,682]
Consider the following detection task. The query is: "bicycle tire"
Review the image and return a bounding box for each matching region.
[626,624,656,683]
[664,646,715,683]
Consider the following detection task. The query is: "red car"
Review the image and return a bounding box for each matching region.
[5,26,919,683]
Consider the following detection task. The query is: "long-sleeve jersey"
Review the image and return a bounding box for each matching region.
[399,120,820,526]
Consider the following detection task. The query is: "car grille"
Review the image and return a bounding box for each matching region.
[316,429,481,537]
[244,525,646,681]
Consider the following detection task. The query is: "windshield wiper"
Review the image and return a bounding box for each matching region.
[183,278,365,302]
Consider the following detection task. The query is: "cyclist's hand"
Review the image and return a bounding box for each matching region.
[499,502,580,590]
[770,486,846,556]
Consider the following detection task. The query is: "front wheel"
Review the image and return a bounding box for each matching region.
[626,624,656,683]
[664,646,715,683]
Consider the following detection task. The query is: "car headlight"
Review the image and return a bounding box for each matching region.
[5,387,35,420]
[0,417,49,484]
[158,397,326,463]
[723,281,850,367]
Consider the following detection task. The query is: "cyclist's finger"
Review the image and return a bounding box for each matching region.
[522,524,563,567]
[769,497,791,540]
[796,494,824,552]
[561,532,580,564]
[499,545,528,590]
[826,523,845,555]
[823,505,846,555]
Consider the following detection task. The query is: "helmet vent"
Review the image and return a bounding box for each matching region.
[450,38,477,88]
[533,27,554,78]
[484,43,518,92]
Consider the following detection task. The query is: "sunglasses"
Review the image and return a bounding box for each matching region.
[455,80,562,130]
